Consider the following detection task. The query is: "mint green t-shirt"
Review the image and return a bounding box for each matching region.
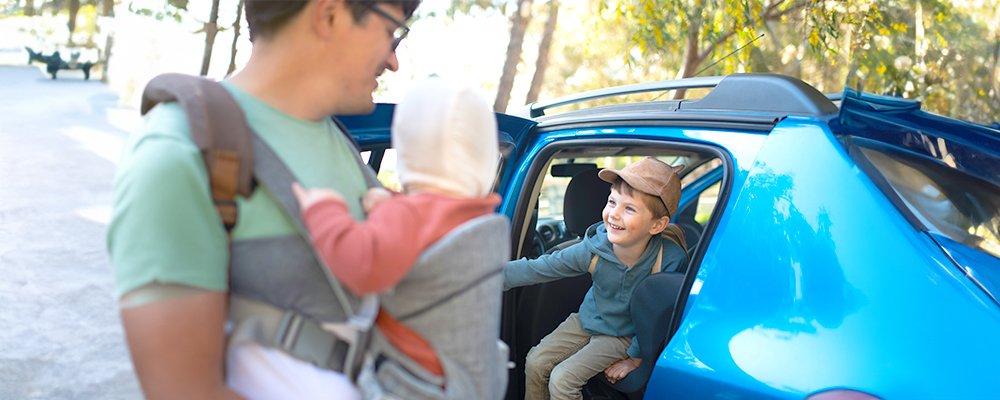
[107,82,368,297]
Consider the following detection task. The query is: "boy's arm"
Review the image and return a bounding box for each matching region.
[502,242,592,290]
[299,195,423,295]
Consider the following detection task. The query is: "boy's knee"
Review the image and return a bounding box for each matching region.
[525,346,546,377]
[548,364,586,398]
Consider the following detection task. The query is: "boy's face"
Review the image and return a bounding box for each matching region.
[602,188,668,249]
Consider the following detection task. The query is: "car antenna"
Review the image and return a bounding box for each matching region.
[651,33,765,101]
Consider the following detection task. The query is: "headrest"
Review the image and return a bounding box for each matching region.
[563,169,611,237]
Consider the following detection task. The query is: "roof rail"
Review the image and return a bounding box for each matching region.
[515,73,838,119]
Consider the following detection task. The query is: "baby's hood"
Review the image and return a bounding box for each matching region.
[392,78,499,198]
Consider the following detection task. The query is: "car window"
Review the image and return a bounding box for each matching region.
[694,181,722,224]
[538,155,688,219]
[366,148,503,193]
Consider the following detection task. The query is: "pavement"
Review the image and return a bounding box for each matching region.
[0,65,143,399]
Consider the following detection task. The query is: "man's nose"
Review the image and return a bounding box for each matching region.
[385,48,399,72]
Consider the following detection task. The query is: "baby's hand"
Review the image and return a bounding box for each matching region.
[361,187,393,212]
[292,182,346,213]
[603,357,641,384]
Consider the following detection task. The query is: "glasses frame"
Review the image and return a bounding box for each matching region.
[362,3,410,50]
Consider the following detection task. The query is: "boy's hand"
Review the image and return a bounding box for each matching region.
[604,357,641,384]
[292,182,346,213]
[361,187,393,213]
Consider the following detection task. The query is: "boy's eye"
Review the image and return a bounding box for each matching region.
[626,207,635,212]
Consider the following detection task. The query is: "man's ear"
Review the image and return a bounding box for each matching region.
[312,0,341,41]
[648,216,670,236]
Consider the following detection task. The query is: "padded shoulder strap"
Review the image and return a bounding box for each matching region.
[141,73,254,229]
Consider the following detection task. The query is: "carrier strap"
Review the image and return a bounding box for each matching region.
[140,74,254,230]
[588,245,664,274]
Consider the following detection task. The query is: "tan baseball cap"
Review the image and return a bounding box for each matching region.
[598,156,685,219]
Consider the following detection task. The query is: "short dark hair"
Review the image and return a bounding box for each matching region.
[245,0,420,43]
[611,177,669,220]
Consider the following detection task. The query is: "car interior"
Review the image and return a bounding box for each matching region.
[504,144,727,400]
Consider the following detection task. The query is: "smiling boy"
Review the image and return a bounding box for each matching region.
[503,156,689,400]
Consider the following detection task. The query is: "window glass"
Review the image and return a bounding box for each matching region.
[370,148,504,194]
[537,155,687,219]
[860,146,1000,260]
[694,182,722,224]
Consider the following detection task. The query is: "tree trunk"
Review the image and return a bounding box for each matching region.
[200,0,222,76]
[99,0,113,16]
[227,0,245,77]
[67,0,79,44]
[525,0,558,105]
[24,0,35,16]
[101,33,113,83]
[670,24,702,99]
[494,0,534,113]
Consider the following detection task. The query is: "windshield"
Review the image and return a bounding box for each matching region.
[844,0,1000,126]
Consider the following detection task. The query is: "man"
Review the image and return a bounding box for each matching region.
[107,1,419,399]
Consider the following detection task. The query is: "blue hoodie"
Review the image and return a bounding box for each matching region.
[503,221,687,358]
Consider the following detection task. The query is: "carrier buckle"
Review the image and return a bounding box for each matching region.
[275,311,351,372]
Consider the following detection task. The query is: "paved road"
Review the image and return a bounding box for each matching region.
[0,66,142,399]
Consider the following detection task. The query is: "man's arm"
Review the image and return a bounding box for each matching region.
[121,291,245,400]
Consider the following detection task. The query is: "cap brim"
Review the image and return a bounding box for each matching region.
[598,169,621,184]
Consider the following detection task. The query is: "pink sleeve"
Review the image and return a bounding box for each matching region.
[301,198,424,295]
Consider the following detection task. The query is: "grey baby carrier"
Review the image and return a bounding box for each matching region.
[141,74,510,399]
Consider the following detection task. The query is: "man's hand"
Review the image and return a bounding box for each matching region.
[292,182,346,213]
[604,357,642,384]
[361,187,393,212]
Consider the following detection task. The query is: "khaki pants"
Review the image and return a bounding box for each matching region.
[524,313,631,400]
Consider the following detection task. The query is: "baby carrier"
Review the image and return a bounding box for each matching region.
[141,74,510,399]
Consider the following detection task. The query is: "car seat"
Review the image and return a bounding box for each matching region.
[583,271,686,399]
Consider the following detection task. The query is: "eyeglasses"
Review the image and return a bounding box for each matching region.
[362,3,410,50]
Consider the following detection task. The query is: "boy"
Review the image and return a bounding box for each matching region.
[292,77,506,399]
[503,156,689,400]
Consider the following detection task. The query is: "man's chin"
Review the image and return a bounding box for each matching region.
[339,99,376,116]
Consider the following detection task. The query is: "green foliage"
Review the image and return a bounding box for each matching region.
[848,0,1000,125]
[128,0,185,22]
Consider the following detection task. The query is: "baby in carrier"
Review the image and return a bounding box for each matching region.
[293,77,508,399]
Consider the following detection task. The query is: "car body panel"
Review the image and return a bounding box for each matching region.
[647,118,1000,399]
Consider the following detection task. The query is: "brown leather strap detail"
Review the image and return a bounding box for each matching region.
[141,73,254,230]
[588,254,598,274]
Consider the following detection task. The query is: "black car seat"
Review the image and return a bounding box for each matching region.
[583,271,686,399]
[513,168,611,398]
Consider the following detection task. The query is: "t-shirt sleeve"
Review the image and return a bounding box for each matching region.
[107,104,229,298]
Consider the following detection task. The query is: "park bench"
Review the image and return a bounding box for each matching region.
[25,46,98,80]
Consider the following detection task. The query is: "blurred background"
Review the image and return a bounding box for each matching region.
[0,0,997,398]
[1,0,997,120]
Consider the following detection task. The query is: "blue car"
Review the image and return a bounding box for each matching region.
[340,73,1000,400]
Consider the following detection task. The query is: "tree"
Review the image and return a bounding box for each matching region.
[847,0,1000,124]
[525,0,558,104]
[67,0,79,43]
[227,0,244,77]
[617,0,866,98]
[25,0,35,16]
[494,0,533,112]
[200,0,221,76]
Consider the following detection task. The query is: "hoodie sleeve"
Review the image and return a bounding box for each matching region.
[503,241,592,291]
[627,336,641,358]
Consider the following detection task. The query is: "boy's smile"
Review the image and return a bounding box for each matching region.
[602,188,666,252]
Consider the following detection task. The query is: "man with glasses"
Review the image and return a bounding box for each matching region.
[108,1,418,399]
